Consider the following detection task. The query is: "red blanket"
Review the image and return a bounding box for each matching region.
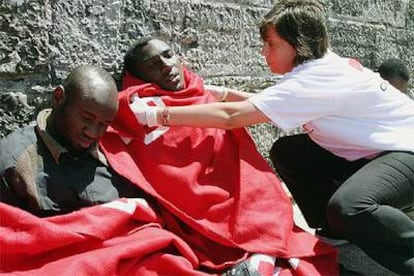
[0,200,209,275]
[0,199,335,275]
[98,69,338,275]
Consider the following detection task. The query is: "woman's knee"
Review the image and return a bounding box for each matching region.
[326,194,346,231]
[327,191,364,233]
[326,187,379,237]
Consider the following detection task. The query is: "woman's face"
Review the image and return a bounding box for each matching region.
[261,26,297,75]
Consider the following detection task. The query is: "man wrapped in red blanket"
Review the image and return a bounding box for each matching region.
[1,65,199,275]
[98,37,338,275]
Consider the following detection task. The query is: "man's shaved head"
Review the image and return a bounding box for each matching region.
[62,64,118,108]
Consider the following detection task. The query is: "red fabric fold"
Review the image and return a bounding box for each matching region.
[0,200,207,275]
[98,69,339,274]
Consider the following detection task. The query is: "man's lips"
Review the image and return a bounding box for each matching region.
[166,73,179,82]
[165,74,180,85]
[78,137,95,148]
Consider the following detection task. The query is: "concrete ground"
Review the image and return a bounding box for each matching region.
[292,203,398,276]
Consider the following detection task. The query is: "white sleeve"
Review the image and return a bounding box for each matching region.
[247,80,338,131]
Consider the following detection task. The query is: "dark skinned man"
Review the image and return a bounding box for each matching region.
[0,65,143,217]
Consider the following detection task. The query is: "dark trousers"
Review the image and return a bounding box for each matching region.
[270,134,414,275]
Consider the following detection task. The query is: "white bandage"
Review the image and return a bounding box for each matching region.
[130,95,160,126]
[146,107,159,127]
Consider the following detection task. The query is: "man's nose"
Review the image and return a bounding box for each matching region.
[85,122,106,139]
[160,56,173,73]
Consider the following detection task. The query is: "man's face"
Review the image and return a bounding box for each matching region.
[388,76,409,93]
[261,26,297,75]
[135,39,184,91]
[53,87,118,155]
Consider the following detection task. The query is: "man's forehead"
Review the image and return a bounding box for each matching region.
[140,39,171,62]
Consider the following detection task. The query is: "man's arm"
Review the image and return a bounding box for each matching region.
[0,131,34,211]
[0,170,24,208]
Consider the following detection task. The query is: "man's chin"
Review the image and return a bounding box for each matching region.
[161,77,184,91]
[70,142,95,156]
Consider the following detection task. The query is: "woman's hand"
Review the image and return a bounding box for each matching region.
[204,84,229,102]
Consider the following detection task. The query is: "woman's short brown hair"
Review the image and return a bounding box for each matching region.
[259,0,329,65]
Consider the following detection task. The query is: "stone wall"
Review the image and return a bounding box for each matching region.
[1,0,413,155]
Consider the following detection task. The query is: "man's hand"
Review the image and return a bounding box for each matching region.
[129,95,160,127]
[204,84,229,102]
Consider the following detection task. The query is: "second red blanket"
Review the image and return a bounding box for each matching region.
[99,69,338,274]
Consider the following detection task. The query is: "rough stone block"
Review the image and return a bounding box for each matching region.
[220,0,273,7]
[49,0,124,79]
[0,0,50,75]
[328,19,384,69]
[409,0,414,30]
[375,28,413,72]
[326,0,408,28]
[242,7,272,77]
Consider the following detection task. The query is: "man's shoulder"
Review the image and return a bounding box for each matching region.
[0,125,38,170]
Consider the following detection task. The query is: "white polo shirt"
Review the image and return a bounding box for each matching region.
[248,50,414,161]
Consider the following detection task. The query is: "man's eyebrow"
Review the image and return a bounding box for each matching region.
[141,56,156,63]
[81,110,97,118]
[82,110,113,124]
[159,48,173,56]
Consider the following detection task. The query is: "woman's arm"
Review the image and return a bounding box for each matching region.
[225,88,255,102]
[160,101,269,129]
[205,85,255,102]
[131,97,270,129]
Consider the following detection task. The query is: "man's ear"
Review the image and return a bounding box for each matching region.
[52,85,65,108]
